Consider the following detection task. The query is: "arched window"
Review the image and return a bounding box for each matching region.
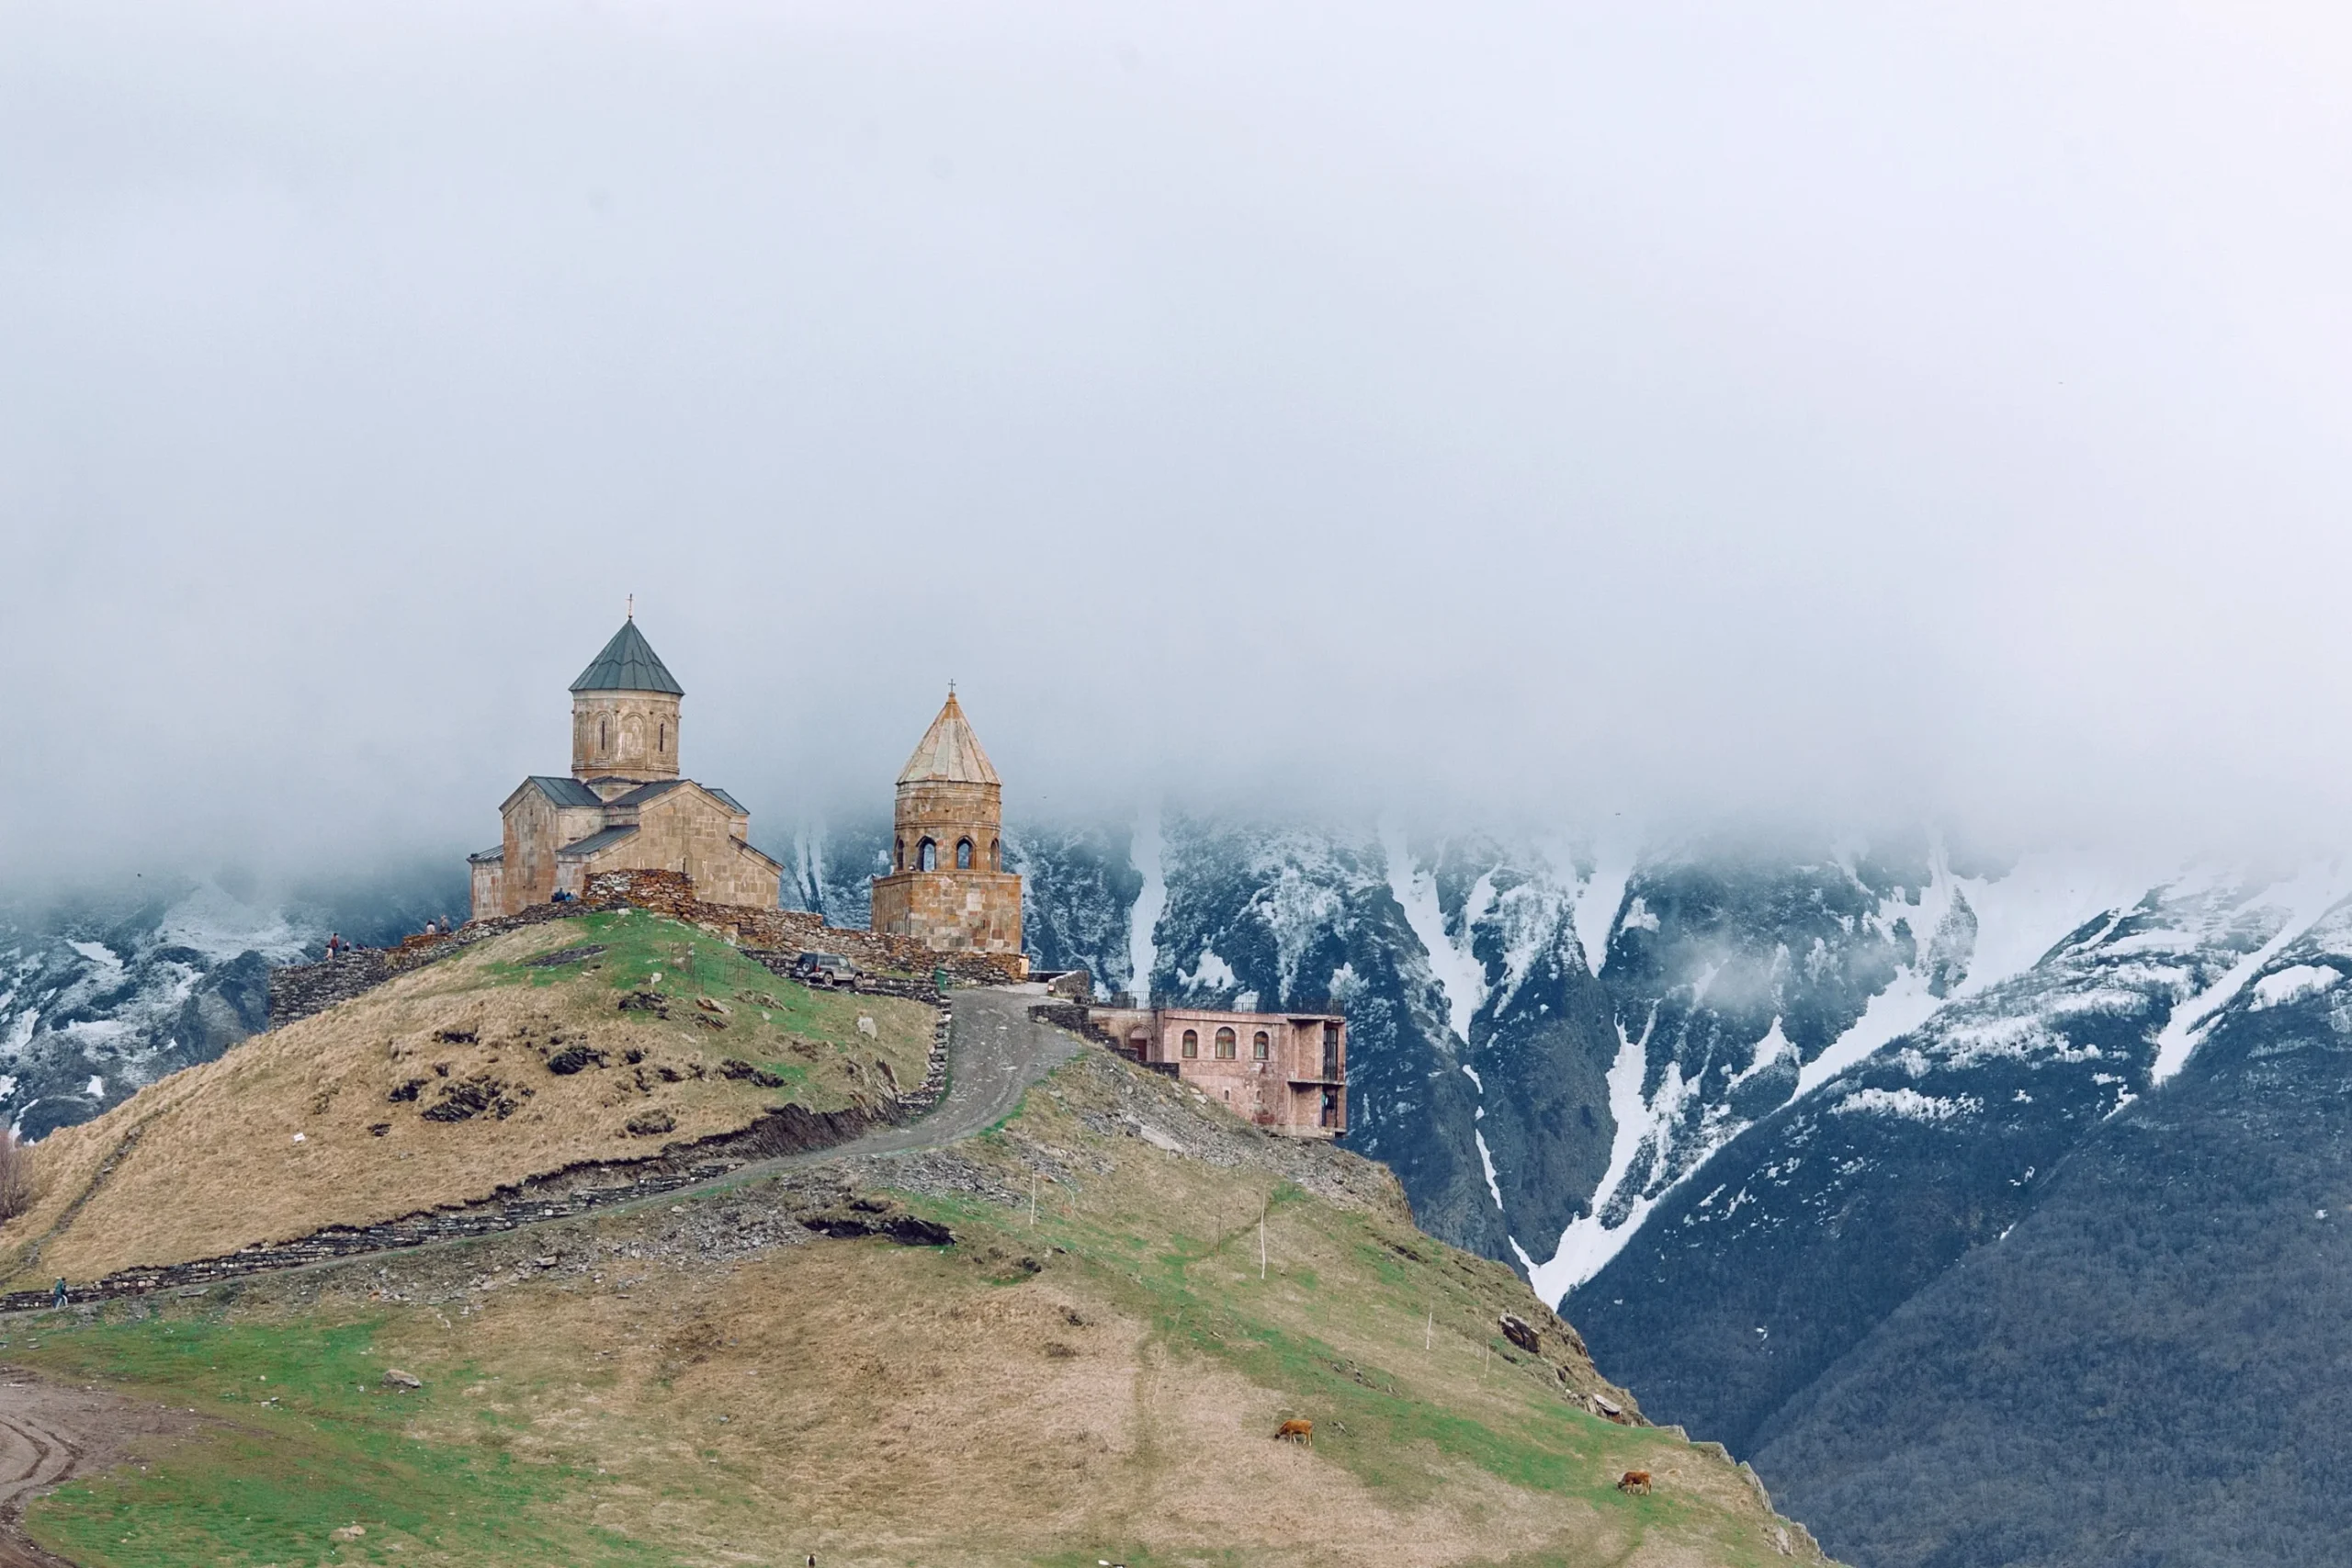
[1253,1030,1271,1059]
[894,837,905,872]
[956,839,974,870]
[1216,1027,1237,1059]
[989,838,1001,870]
[1182,1029,1199,1059]
[600,718,609,750]
[918,839,937,872]
[658,722,666,753]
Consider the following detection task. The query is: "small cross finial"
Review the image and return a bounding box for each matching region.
[627,593,634,621]
[948,678,956,695]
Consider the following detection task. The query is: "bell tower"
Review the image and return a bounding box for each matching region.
[871,689,1024,967]
[569,615,684,788]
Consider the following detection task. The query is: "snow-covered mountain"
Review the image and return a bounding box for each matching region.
[1570,868,2349,1449]
[0,873,461,1139]
[1727,878,2352,1567]
[862,814,2163,1292]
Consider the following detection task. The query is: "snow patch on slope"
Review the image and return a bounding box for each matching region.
[1126,802,1167,1000]
[1474,1131,1505,1210]
[2151,864,2351,1082]
[2250,964,2344,1010]
[1832,1087,1982,1122]
[153,884,310,964]
[1572,838,1637,978]
[1381,822,1485,1045]
[1523,1022,1671,1299]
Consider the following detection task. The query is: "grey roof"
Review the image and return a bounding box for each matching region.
[605,779,686,807]
[570,619,684,695]
[526,775,605,808]
[555,825,640,860]
[703,785,748,815]
[468,847,504,864]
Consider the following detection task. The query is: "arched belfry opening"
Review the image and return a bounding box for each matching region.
[869,688,1024,972]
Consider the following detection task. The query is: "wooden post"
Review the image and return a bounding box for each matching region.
[1029,1175,1038,1227]
[1424,1305,1433,1353]
[1260,1195,1268,1280]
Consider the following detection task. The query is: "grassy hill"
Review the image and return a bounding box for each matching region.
[0,913,1838,1565]
[0,909,934,1289]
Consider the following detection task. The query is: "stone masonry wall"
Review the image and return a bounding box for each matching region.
[271,870,1019,1029]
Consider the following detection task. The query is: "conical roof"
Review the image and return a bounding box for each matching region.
[570,618,684,695]
[897,691,1001,786]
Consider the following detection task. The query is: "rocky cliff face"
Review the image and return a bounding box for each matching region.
[0,873,462,1140]
[1736,887,2352,1568]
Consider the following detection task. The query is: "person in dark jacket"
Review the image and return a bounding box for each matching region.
[50,1278,65,1310]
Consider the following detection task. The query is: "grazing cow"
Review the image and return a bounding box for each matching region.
[1616,1470,1652,1495]
[1275,1418,1314,1446]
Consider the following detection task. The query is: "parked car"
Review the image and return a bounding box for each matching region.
[791,952,858,987]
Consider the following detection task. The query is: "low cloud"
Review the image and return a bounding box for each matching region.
[8,2,2352,886]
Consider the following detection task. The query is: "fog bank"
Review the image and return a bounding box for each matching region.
[8,2,2352,884]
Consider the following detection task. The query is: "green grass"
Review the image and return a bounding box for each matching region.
[11,1312,672,1568]
[884,1069,1787,1566]
[467,908,932,1089]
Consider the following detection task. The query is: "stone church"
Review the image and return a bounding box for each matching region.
[870,691,1025,968]
[468,618,782,920]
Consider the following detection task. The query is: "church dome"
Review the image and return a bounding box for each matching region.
[570,618,684,695]
[897,691,1001,786]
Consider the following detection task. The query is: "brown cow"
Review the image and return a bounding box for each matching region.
[1274,1418,1314,1447]
[1616,1470,1653,1495]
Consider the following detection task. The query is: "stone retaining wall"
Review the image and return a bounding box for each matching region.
[268,869,1018,1028]
[581,869,1021,984]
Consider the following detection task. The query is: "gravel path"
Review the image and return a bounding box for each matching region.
[757,985,1082,1165]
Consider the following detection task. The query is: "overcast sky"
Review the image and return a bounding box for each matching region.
[6,2,2351,884]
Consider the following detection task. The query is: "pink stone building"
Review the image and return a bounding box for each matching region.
[1085,1005,1347,1137]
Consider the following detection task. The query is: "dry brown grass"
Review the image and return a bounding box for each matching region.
[353,1244,1648,1568]
[226,1052,1829,1567]
[0,915,933,1288]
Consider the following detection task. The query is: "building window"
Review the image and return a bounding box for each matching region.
[658,723,666,752]
[1253,1030,1271,1059]
[956,838,974,869]
[1216,1027,1237,1060]
[989,837,1001,870]
[1182,1029,1198,1059]
[600,719,608,750]
[1323,1021,1341,1079]
[919,839,937,872]
[894,837,905,872]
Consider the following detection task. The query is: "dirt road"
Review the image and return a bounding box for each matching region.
[0,1373,200,1568]
[752,984,1083,1167]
